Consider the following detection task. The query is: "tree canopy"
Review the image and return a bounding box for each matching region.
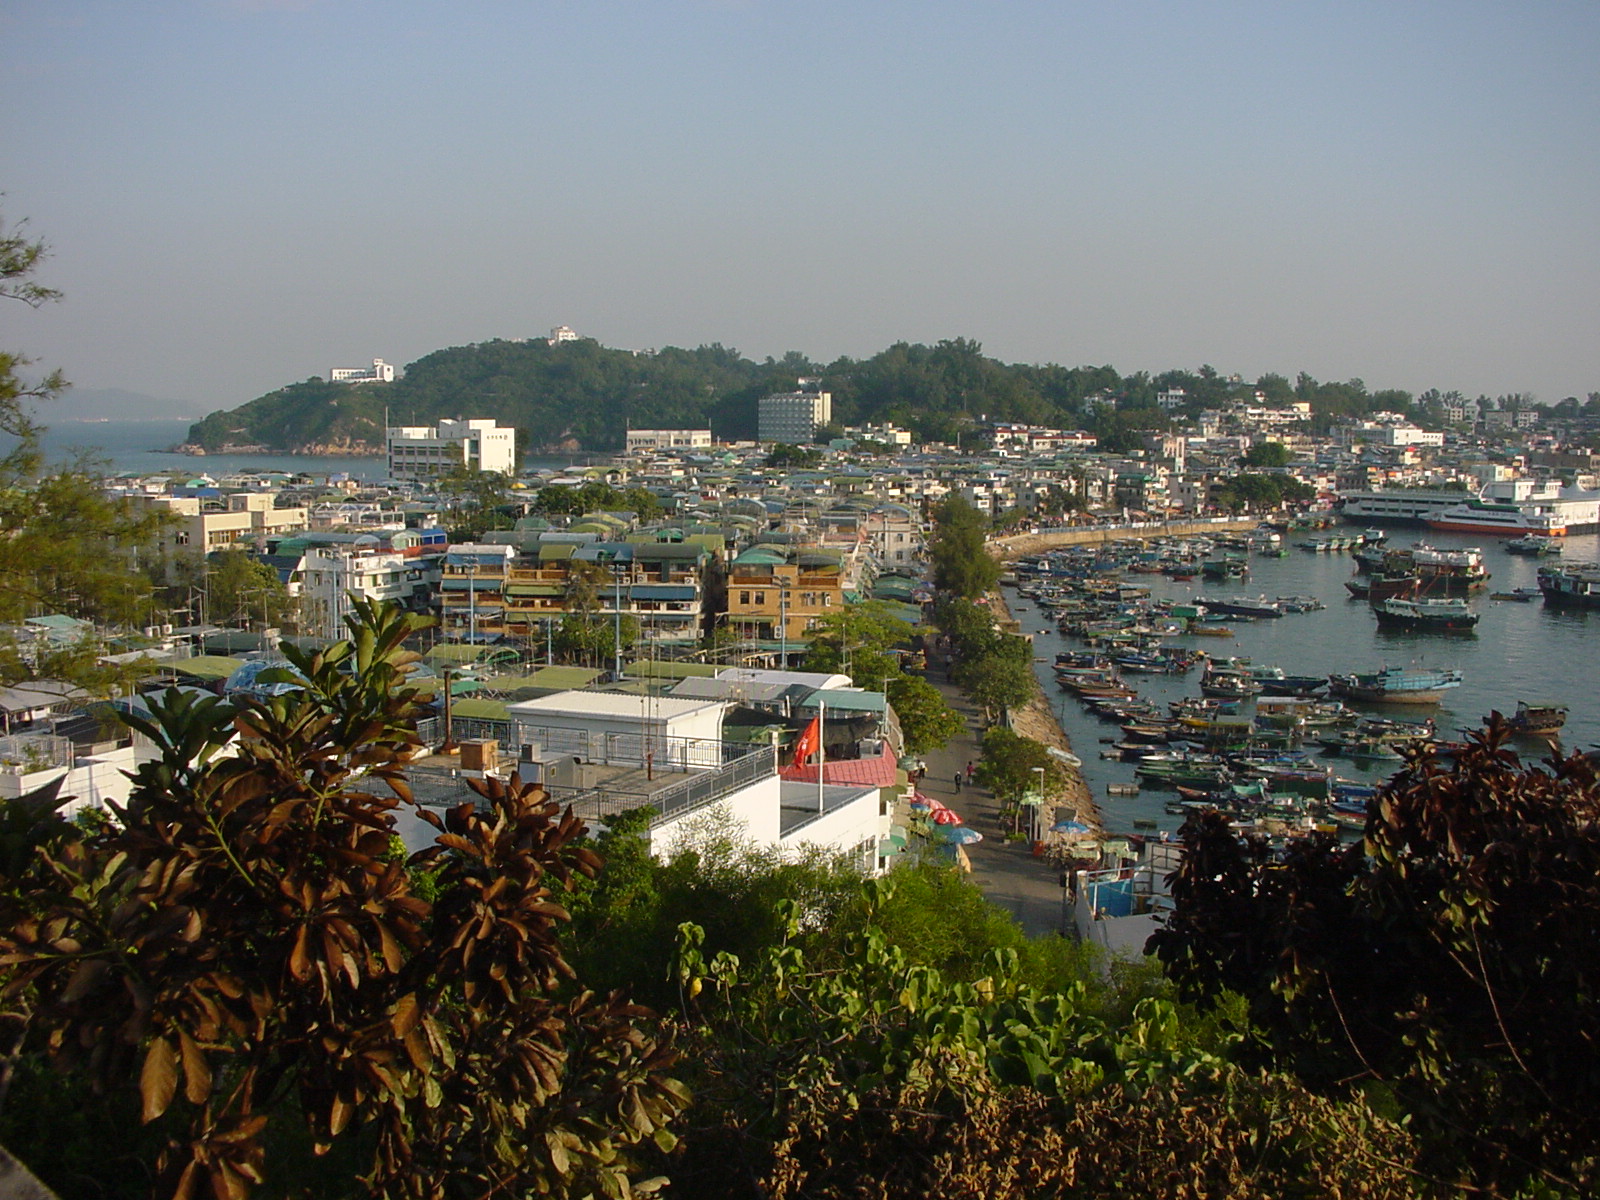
[1149,723,1600,1195]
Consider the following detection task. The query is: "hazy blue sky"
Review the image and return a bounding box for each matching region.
[3,1,1598,414]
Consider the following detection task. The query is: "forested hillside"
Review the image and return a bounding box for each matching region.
[185,334,1426,453]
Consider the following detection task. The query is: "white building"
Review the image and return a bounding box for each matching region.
[502,690,889,871]
[758,390,833,445]
[386,418,518,480]
[625,429,713,453]
[299,541,439,638]
[330,358,396,384]
[547,325,580,346]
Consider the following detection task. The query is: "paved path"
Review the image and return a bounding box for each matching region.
[914,664,1071,938]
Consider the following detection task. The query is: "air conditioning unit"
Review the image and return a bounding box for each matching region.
[160,623,173,635]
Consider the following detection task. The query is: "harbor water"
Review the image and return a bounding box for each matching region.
[1019,530,1600,837]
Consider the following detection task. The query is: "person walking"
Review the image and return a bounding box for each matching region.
[954,770,963,793]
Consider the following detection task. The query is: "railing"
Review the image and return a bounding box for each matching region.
[513,724,739,772]
[550,744,776,824]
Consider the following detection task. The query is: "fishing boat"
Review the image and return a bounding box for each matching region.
[1537,561,1600,608]
[1490,587,1542,602]
[1327,666,1464,704]
[1500,701,1569,738]
[1505,534,1563,557]
[1370,596,1480,632]
[1344,572,1419,600]
[1195,595,1285,618]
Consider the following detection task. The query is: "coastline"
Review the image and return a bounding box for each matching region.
[987,587,1103,833]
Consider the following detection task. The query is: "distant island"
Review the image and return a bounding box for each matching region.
[182,334,1490,455]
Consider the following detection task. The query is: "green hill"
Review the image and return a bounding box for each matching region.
[186,336,1420,453]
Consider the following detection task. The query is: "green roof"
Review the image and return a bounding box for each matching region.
[166,655,245,682]
[800,687,887,714]
[443,697,510,722]
[424,644,521,668]
[623,660,720,679]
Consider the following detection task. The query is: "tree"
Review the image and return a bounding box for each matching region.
[0,211,64,450]
[884,674,964,755]
[205,550,295,630]
[954,642,1034,721]
[927,497,999,599]
[1240,441,1290,469]
[972,725,1061,805]
[0,600,685,1199]
[764,443,823,470]
[800,601,914,691]
[1148,722,1600,1195]
[0,463,168,628]
[662,872,1422,1199]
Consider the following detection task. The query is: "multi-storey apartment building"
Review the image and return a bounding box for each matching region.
[386,419,517,480]
[757,389,832,445]
[723,542,874,651]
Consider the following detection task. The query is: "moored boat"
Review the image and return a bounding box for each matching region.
[1370,596,1480,632]
[1327,666,1464,704]
[1500,700,1569,738]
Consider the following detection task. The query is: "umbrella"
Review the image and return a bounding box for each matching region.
[908,799,932,811]
[1051,819,1094,835]
[931,807,964,826]
[936,826,983,845]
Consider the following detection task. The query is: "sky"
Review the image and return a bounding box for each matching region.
[3,0,1598,416]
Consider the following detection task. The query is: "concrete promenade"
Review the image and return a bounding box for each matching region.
[989,516,1261,559]
[914,665,1072,938]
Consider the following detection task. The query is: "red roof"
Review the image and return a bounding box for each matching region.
[779,742,900,788]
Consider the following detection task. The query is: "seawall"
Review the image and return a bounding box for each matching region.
[989,517,1263,561]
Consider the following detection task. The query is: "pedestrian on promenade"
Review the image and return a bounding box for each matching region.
[966,760,975,781]
[954,770,963,793]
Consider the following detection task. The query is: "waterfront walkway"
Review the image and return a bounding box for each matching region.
[915,665,1073,938]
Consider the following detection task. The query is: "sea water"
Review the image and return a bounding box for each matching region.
[1021,530,1600,836]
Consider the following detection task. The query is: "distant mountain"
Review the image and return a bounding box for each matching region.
[42,387,199,422]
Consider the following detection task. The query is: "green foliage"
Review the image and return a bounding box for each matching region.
[799,600,914,692]
[973,726,1062,804]
[566,813,864,1011]
[0,210,64,450]
[927,496,999,599]
[1241,440,1291,468]
[1149,721,1600,1195]
[0,463,167,628]
[532,480,663,520]
[0,600,683,1200]
[884,674,964,755]
[763,443,823,469]
[1212,471,1314,513]
[205,549,295,630]
[660,870,1427,1197]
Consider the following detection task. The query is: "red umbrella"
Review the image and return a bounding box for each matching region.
[931,807,964,826]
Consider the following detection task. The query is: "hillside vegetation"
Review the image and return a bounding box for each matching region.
[186,336,1423,453]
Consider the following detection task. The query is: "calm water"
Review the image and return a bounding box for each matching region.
[19,419,583,479]
[1019,530,1600,835]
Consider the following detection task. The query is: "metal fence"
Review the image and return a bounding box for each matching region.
[542,743,776,824]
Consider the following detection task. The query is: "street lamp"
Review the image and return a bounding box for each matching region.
[1031,766,1047,842]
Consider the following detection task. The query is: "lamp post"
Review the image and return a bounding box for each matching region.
[1032,766,1046,842]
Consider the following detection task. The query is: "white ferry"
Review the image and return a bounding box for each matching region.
[1343,480,1600,536]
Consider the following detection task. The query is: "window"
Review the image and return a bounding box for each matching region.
[739,590,750,605]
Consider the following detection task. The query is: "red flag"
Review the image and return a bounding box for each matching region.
[792,716,820,767]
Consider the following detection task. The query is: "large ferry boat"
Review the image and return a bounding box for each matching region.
[1425,498,1566,536]
[1342,480,1600,535]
